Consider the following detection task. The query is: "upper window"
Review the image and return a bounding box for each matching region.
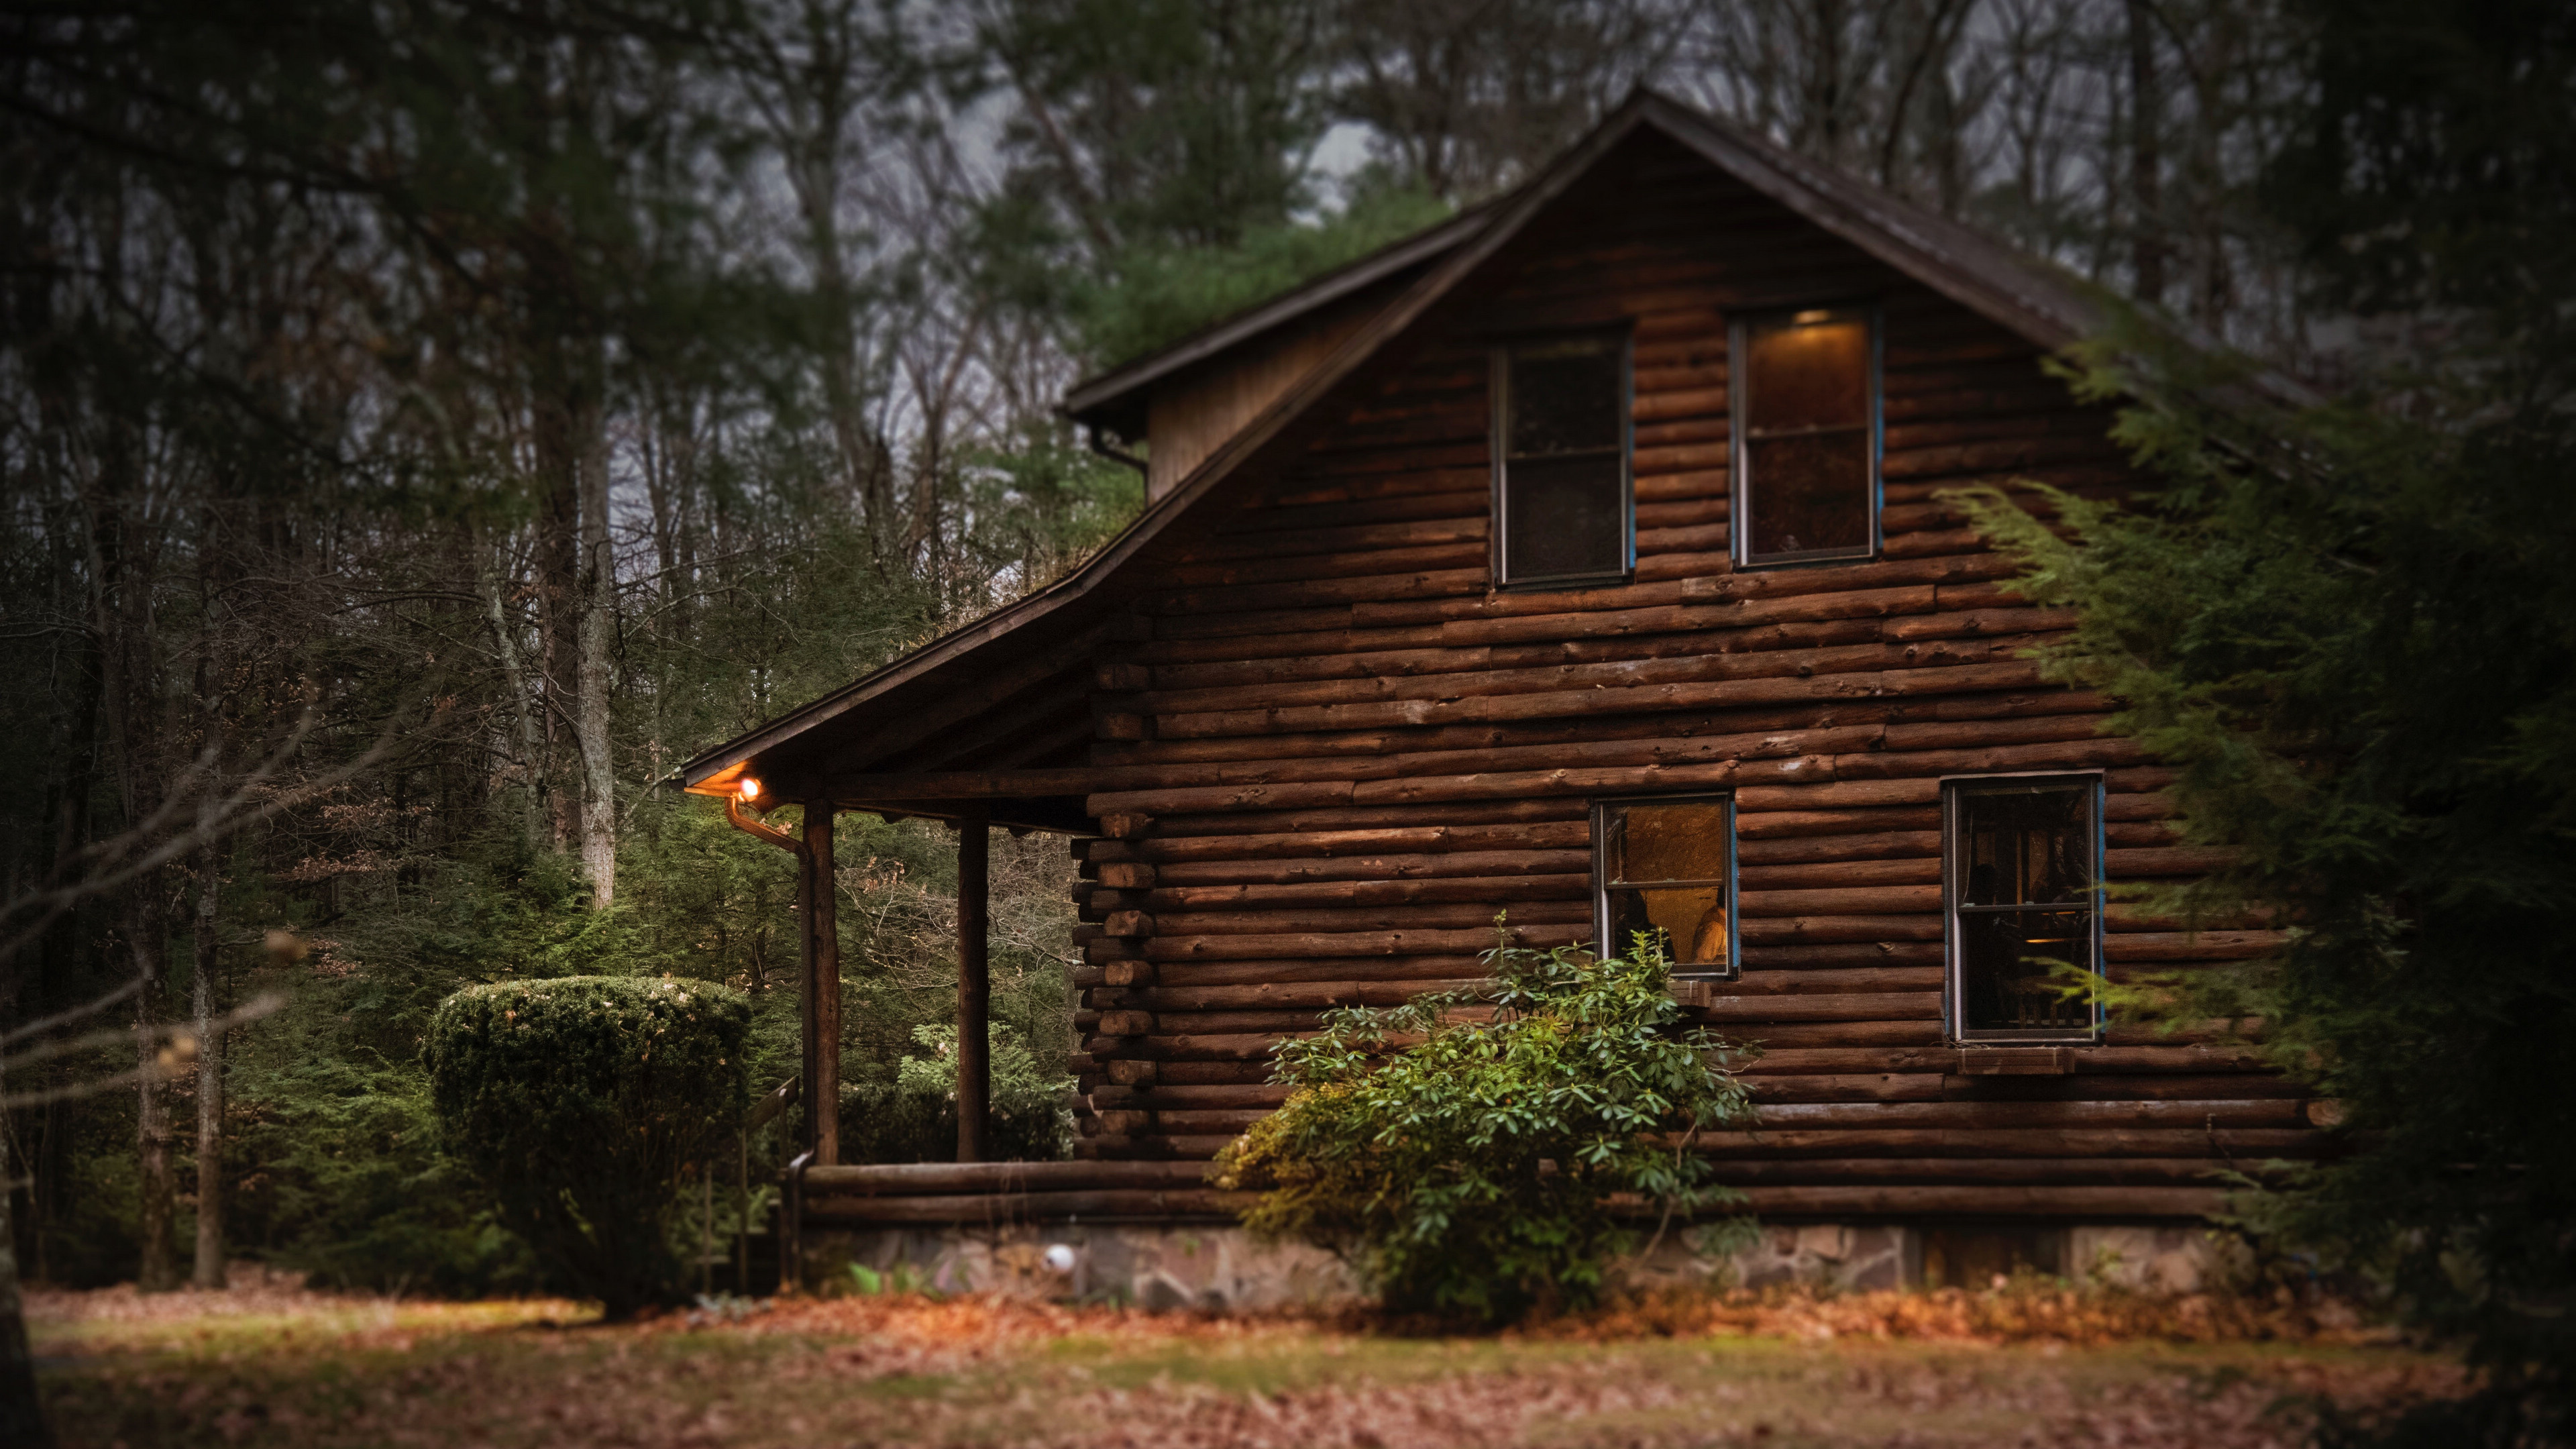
[1731,306,1880,568]
[1943,775,2103,1042]
[1593,794,1737,979]
[1494,333,1631,587]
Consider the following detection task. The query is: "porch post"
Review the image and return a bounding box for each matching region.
[800,802,841,1165]
[956,816,990,1162]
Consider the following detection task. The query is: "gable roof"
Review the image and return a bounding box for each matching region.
[676,90,2276,822]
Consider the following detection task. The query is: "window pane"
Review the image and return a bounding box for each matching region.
[1503,454,1624,578]
[1959,907,2092,1032]
[1607,885,1731,968]
[1745,433,1872,557]
[1746,317,1868,432]
[1605,800,1730,884]
[1508,343,1621,456]
[1960,788,2093,905]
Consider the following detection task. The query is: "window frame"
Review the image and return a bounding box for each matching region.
[1590,790,1740,983]
[1728,302,1884,570]
[1491,327,1636,590]
[1940,771,2107,1045]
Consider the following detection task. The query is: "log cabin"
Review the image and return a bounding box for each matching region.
[679,91,2320,1297]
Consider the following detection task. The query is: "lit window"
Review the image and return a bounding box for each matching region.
[1593,794,1737,979]
[1731,307,1879,566]
[1494,333,1631,586]
[1943,775,2103,1042]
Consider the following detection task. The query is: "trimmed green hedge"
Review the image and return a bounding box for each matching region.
[425,976,748,1317]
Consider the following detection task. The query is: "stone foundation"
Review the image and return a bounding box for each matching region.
[802,1219,2242,1309]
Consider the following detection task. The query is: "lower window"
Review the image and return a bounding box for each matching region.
[1592,793,1737,979]
[1943,775,2103,1042]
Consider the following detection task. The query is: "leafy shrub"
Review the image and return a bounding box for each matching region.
[1213,926,1756,1322]
[425,975,749,1318]
[840,1022,1074,1163]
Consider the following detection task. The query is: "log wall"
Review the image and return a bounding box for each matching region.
[1062,134,2316,1219]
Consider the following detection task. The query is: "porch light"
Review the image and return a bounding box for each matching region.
[1791,308,1833,325]
[737,775,763,802]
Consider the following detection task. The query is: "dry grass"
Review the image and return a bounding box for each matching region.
[29,1269,2467,1448]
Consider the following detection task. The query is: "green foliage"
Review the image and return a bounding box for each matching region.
[841,1022,1075,1165]
[425,976,750,1318]
[1068,186,1454,368]
[231,1047,530,1296]
[1947,315,2576,1417]
[1213,926,1755,1322]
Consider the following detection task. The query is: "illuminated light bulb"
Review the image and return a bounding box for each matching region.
[1791,309,1832,325]
[738,776,763,802]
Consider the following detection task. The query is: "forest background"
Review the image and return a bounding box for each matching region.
[0,0,2561,1320]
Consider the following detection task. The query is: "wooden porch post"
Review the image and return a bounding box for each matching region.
[800,802,841,1165]
[956,816,990,1163]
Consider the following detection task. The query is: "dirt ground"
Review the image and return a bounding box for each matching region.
[28,1268,2469,1448]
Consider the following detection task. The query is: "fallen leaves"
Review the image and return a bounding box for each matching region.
[29,1272,2471,1449]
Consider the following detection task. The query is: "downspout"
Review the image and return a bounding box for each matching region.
[726,794,804,854]
[1082,421,1146,476]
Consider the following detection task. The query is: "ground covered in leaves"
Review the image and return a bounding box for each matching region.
[31,1269,2467,1448]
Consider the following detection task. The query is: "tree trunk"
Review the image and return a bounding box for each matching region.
[2125,0,2166,304]
[575,418,616,908]
[0,1090,54,1448]
[957,820,990,1163]
[131,900,176,1293]
[478,526,547,847]
[191,848,223,1289]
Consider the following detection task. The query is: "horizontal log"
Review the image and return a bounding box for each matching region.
[1148,955,1489,987]
[1738,855,1940,890]
[804,1189,1254,1224]
[1739,1098,2306,1129]
[1145,875,1591,912]
[1743,1074,1947,1104]
[1148,567,1493,619]
[1141,589,1953,687]
[1739,942,1945,968]
[1687,1126,2321,1160]
[1698,991,1943,1022]
[1096,690,2112,773]
[1737,809,1942,841]
[1161,541,1488,590]
[1739,915,1945,945]
[1729,1185,2222,1219]
[1152,849,1592,887]
[1090,735,2146,820]
[1144,653,2055,742]
[1140,824,1593,862]
[1142,900,1589,936]
[2105,846,2242,877]
[1143,924,1585,960]
[1737,1045,2274,1075]
[1707,1158,2269,1187]
[1090,1083,1289,1110]
[801,1161,1206,1195]
[1084,712,2115,800]
[1122,1010,1327,1035]
[1719,1021,1943,1048]
[1127,980,1484,1012]
[1155,1060,1280,1085]
[1082,1032,1297,1061]
[1152,798,1589,839]
[1738,884,1943,916]
[2104,930,2288,962]
[1136,625,2029,716]
[1723,967,1943,995]
[1151,1109,1271,1133]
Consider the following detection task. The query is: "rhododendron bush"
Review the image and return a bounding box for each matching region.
[1216,928,1755,1322]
